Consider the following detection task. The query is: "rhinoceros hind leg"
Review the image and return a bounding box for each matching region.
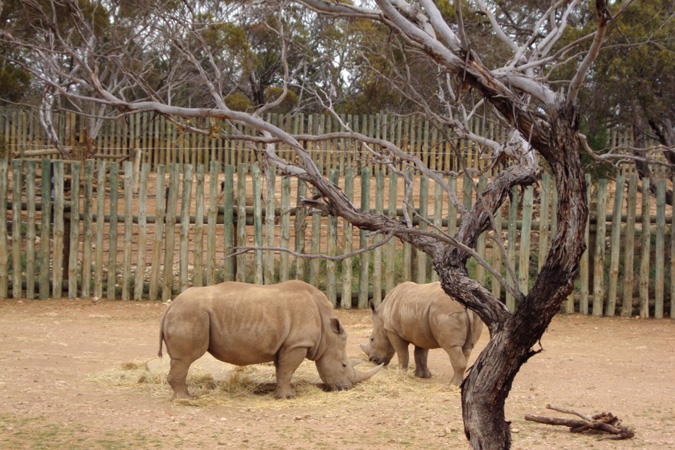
[168,358,194,400]
[445,346,467,386]
[413,346,432,378]
[387,333,410,369]
[274,347,307,399]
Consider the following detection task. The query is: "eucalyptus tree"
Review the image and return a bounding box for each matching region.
[0,1,637,448]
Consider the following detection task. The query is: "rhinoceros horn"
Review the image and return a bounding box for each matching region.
[355,363,384,383]
[359,343,368,354]
[350,358,365,367]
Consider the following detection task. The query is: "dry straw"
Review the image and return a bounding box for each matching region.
[87,356,461,409]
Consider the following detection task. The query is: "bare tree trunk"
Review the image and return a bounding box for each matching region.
[449,108,588,449]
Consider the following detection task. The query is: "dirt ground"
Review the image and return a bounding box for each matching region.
[0,299,673,450]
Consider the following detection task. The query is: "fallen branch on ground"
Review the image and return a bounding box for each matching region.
[524,404,635,440]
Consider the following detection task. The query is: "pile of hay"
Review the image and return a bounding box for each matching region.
[88,356,460,408]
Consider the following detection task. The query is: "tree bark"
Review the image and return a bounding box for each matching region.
[443,107,588,450]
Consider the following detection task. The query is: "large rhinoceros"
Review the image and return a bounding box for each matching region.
[158,280,382,399]
[360,281,482,385]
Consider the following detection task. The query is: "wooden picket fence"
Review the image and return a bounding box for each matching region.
[0,158,672,318]
[0,108,648,177]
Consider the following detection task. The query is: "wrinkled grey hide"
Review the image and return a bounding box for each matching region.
[159,280,382,399]
[361,281,483,385]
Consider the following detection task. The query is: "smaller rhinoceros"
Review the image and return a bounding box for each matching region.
[360,281,482,385]
[158,280,382,399]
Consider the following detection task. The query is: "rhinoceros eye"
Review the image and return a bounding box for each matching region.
[370,337,374,342]
[342,363,347,368]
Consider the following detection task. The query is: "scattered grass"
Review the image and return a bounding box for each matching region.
[87,357,461,409]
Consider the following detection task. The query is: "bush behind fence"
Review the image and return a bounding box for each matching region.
[0,158,672,318]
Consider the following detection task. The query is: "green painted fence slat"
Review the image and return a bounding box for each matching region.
[94,161,107,299]
[359,167,371,309]
[68,161,81,299]
[194,164,205,287]
[223,164,234,281]
[372,169,384,305]
[654,180,666,319]
[121,162,134,300]
[592,179,608,316]
[53,161,65,299]
[341,169,354,309]
[81,160,94,299]
[252,165,263,285]
[264,166,276,285]
[639,178,650,318]
[25,161,36,299]
[606,175,625,316]
[12,159,22,298]
[134,163,150,299]
[207,162,219,285]
[39,159,51,299]
[279,176,291,282]
[162,164,180,300]
[622,175,638,317]
[179,164,194,293]
[149,165,166,300]
[236,164,248,283]
[327,169,339,306]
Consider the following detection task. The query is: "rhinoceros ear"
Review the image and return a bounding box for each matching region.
[329,317,345,335]
[369,299,377,314]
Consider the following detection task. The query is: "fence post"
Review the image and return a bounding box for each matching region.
[639,178,650,318]
[476,176,488,286]
[622,175,638,316]
[206,162,219,285]
[518,186,534,296]
[279,175,291,282]
[236,164,248,283]
[327,169,339,306]
[223,164,235,281]
[148,165,166,300]
[416,175,429,283]
[341,169,354,308]
[39,159,51,299]
[53,161,65,299]
[505,187,518,312]
[431,177,443,283]
[372,169,384,305]
[81,160,94,299]
[654,180,666,319]
[194,164,205,287]
[264,166,276,285]
[294,179,307,283]
[592,179,608,316]
[359,167,371,308]
[134,163,150,299]
[25,161,36,299]
[120,161,134,300]
[68,161,81,299]
[162,163,180,300]
[94,161,107,299]
[606,175,626,316]
[12,159,23,298]
[179,164,194,293]
[579,174,592,315]
[252,165,263,284]
[385,171,397,294]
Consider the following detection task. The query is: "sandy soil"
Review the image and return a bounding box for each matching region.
[0,298,673,450]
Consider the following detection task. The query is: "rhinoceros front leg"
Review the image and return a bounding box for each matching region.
[274,347,307,399]
[413,346,432,378]
[387,333,410,370]
[444,346,467,386]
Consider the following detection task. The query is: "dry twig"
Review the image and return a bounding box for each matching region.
[524,404,635,441]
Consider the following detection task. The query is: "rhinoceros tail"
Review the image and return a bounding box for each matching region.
[158,305,170,358]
